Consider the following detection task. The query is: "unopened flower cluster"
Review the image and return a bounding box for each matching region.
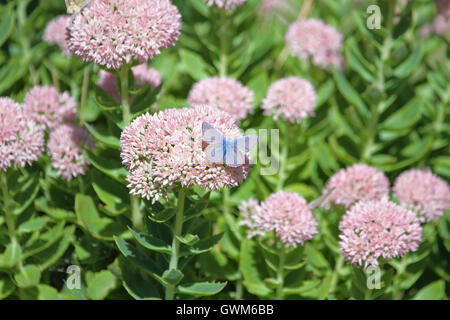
[120,105,251,202]
[239,191,318,247]
[188,77,254,121]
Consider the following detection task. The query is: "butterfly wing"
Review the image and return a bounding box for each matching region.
[224,139,245,167]
[235,135,259,153]
[202,122,224,145]
[202,122,225,164]
[65,0,90,14]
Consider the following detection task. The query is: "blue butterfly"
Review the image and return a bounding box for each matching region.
[202,122,258,168]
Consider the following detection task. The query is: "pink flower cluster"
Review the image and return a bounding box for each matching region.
[393,169,450,223]
[0,98,45,171]
[203,0,247,11]
[120,105,251,202]
[286,18,343,69]
[339,200,422,267]
[47,124,94,181]
[188,77,254,121]
[321,164,390,210]
[67,0,182,69]
[23,86,77,130]
[97,64,162,103]
[262,77,316,123]
[239,191,318,247]
[43,15,72,56]
[419,0,449,37]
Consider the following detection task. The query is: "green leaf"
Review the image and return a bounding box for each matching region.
[91,170,129,215]
[0,274,15,299]
[14,265,41,288]
[148,207,176,223]
[84,122,120,149]
[240,238,271,297]
[22,222,65,259]
[413,280,446,300]
[316,79,335,108]
[179,49,210,80]
[114,237,164,284]
[87,149,128,184]
[180,233,223,256]
[0,239,21,268]
[119,258,161,300]
[75,194,127,241]
[176,234,200,246]
[381,99,421,130]
[393,1,413,39]
[305,243,330,271]
[393,45,422,78]
[12,172,40,215]
[129,228,171,254]
[333,69,369,118]
[87,270,118,300]
[34,197,76,222]
[0,5,14,47]
[18,217,49,233]
[177,282,226,297]
[36,284,60,300]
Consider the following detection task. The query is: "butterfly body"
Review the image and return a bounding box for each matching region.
[65,0,91,14]
[202,122,258,168]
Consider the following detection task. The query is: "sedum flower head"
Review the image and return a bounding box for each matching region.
[23,85,77,130]
[47,124,94,181]
[239,191,318,247]
[393,169,450,223]
[262,76,316,123]
[321,163,390,210]
[0,97,45,171]
[339,200,422,267]
[97,64,162,102]
[120,105,251,202]
[43,15,72,56]
[67,0,182,69]
[188,77,254,121]
[286,18,343,69]
[203,0,247,11]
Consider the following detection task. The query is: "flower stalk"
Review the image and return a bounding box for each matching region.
[165,188,186,300]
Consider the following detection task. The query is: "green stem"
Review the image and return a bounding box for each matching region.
[361,3,394,161]
[275,245,286,299]
[218,10,228,77]
[165,189,186,300]
[79,66,90,125]
[276,123,290,192]
[119,66,131,126]
[119,65,142,230]
[1,171,15,239]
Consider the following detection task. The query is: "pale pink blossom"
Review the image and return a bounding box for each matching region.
[120,105,251,202]
[23,86,77,130]
[0,98,45,170]
[339,200,422,267]
[48,124,94,181]
[393,169,450,223]
[43,15,71,56]
[188,77,254,121]
[321,164,390,210]
[239,191,318,247]
[67,0,182,69]
[286,18,343,69]
[262,77,316,123]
